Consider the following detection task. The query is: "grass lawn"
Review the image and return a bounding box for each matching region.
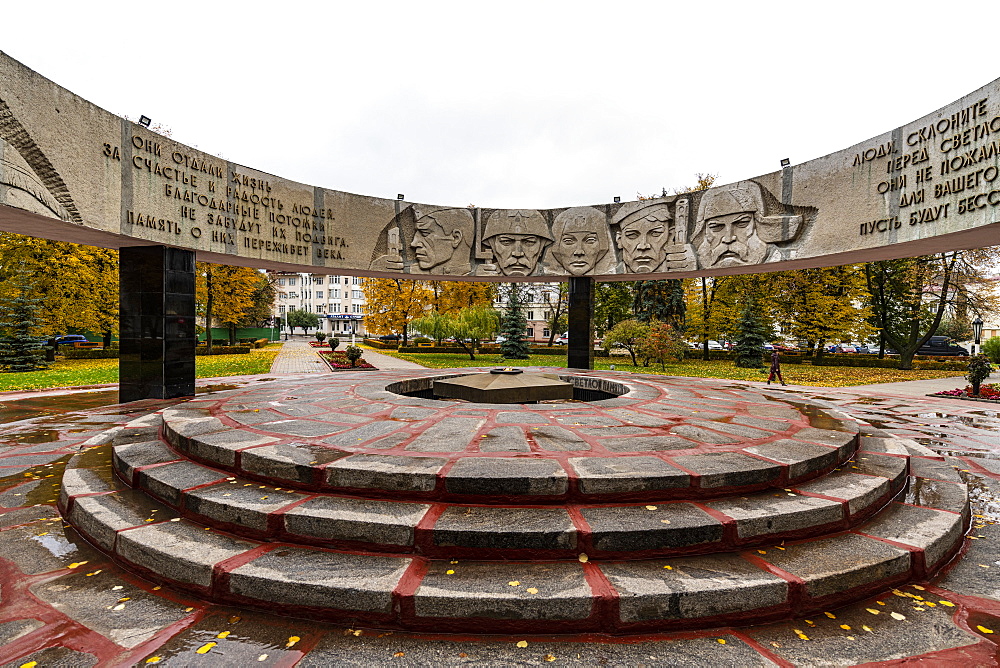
[367,349,965,388]
[0,347,282,392]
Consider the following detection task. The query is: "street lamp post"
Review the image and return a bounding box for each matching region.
[973,316,984,356]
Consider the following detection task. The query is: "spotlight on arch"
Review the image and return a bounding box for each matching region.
[780,158,791,167]
[138,116,151,128]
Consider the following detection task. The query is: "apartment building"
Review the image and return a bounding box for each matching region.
[495,282,567,344]
[269,271,368,338]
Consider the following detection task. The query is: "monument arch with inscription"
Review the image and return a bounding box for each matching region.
[2,50,1000,396]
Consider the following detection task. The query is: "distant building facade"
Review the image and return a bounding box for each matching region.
[268,271,368,338]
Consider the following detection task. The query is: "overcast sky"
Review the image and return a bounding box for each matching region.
[3,1,997,209]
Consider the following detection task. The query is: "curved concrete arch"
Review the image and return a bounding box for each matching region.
[1,49,999,281]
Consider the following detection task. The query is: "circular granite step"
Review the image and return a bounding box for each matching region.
[157,370,862,502]
[107,435,909,559]
[59,436,970,634]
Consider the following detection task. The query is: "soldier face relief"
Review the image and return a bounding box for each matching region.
[695,184,775,269]
[411,217,456,270]
[616,213,670,273]
[702,211,770,267]
[489,234,546,276]
[551,207,608,276]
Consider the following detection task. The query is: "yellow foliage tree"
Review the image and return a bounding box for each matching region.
[361,278,433,343]
[428,281,496,314]
[0,232,118,343]
[195,262,264,347]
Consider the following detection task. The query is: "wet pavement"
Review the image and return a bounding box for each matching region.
[1,375,1000,665]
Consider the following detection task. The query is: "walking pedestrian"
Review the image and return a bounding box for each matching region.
[766,349,787,386]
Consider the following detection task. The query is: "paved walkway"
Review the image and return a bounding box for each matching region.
[358,347,425,370]
[268,339,328,374]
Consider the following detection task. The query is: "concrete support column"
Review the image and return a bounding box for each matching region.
[567,276,594,370]
[119,246,196,402]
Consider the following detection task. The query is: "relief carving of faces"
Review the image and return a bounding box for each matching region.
[614,204,672,273]
[551,207,609,276]
[695,184,771,268]
[482,210,552,276]
[409,208,473,275]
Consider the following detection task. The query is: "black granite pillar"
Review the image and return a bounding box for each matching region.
[119,246,196,402]
[567,276,594,370]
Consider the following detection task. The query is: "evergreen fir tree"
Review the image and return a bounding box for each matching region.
[733,303,770,369]
[0,292,51,372]
[633,280,686,330]
[499,286,530,359]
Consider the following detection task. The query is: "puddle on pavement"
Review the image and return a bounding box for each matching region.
[850,397,885,404]
[0,390,119,425]
[5,428,62,444]
[197,383,243,394]
[958,470,1000,522]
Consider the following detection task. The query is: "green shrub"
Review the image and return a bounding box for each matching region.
[983,337,1000,364]
[63,349,119,359]
[195,346,251,356]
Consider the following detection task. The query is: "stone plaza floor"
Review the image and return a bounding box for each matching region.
[0,367,999,666]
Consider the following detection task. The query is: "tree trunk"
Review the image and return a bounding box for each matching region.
[229,324,236,346]
[205,267,214,353]
[103,331,112,348]
[701,277,711,361]
[626,345,638,366]
[878,330,886,359]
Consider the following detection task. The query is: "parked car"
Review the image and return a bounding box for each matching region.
[555,334,569,345]
[706,340,725,351]
[54,334,89,346]
[917,336,969,357]
[377,334,401,342]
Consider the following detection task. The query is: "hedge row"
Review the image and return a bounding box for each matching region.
[364,338,399,349]
[65,345,254,359]
[63,349,119,359]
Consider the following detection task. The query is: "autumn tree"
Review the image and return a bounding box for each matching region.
[428,281,495,314]
[604,319,650,366]
[361,278,432,344]
[864,249,999,369]
[638,321,687,371]
[0,233,119,344]
[769,264,872,358]
[196,262,264,347]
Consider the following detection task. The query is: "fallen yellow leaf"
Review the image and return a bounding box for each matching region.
[145,658,162,664]
[393,652,405,657]
[716,638,726,644]
[794,629,809,640]
[544,654,556,662]
[287,635,301,647]
[68,561,88,569]
[862,625,873,633]
[840,624,851,630]
[890,612,906,621]
[196,642,216,654]
[217,631,230,639]
[866,608,880,615]
[258,655,268,662]
[509,581,520,586]
[645,505,657,510]
[578,554,589,563]
[527,588,539,594]
[978,625,995,634]
[824,611,836,619]
[516,640,528,648]
[939,600,955,607]
[446,569,455,575]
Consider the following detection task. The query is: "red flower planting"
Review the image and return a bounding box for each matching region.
[320,351,376,370]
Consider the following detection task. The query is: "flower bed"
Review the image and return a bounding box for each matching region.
[319,350,377,371]
[309,342,330,348]
[932,383,1000,401]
